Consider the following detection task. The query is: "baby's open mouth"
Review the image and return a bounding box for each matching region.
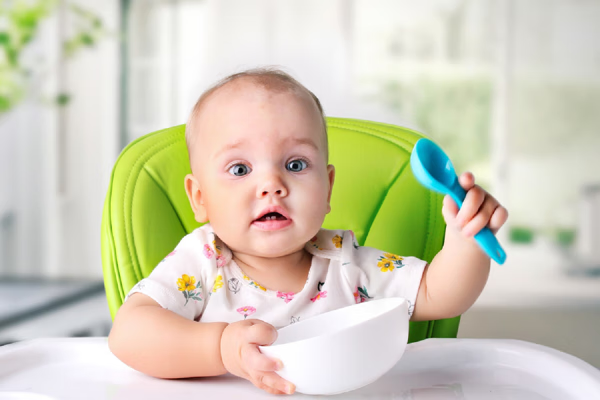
[256,212,288,221]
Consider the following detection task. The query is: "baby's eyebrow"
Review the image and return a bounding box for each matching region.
[214,140,246,159]
[214,137,319,159]
[286,137,319,152]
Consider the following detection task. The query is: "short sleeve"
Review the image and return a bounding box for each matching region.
[339,230,427,318]
[125,226,225,321]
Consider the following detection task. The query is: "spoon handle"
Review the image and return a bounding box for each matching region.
[447,182,507,265]
[474,228,507,265]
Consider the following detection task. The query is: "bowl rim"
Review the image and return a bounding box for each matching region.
[262,297,409,350]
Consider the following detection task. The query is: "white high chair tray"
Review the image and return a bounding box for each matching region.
[0,337,599,399]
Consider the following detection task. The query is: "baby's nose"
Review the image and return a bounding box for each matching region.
[261,188,283,197]
[257,177,288,198]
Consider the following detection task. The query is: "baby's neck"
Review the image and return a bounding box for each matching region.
[232,249,312,294]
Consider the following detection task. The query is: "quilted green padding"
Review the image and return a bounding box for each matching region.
[101,117,460,342]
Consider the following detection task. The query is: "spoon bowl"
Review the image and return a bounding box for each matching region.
[411,138,460,191]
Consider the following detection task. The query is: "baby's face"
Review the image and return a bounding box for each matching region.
[186,81,335,258]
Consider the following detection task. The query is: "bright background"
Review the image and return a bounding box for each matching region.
[1,0,599,367]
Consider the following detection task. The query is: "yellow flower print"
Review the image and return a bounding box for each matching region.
[212,275,224,293]
[377,258,394,272]
[176,274,203,305]
[243,274,267,291]
[376,252,404,272]
[250,281,267,291]
[212,239,222,255]
[332,235,343,248]
[384,253,403,261]
[177,274,196,291]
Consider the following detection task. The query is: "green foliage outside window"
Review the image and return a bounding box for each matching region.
[0,0,107,114]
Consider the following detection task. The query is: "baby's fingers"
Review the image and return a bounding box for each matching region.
[456,185,486,228]
[442,195,459,218]
[243,344,295,394]
[461,197,497,237]
[251,371,296,395]
[458,171,475,191]
[242,342,282,372]
[489,205,509,234]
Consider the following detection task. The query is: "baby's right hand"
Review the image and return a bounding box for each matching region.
[220,319,295,395]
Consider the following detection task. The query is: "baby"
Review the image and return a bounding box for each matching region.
[108,68,508,395]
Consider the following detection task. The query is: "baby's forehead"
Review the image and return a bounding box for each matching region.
[194,81,322,138]
[187,77,327,171]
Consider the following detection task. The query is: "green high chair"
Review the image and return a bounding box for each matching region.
[101,117,459,343]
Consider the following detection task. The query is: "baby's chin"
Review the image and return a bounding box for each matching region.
[245,245,306,259]
[230,238,308,259]
[215,223,320,258]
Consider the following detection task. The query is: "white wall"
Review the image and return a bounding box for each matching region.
[127,0,411,144]
[0,0,120,279]
[0,13,60,277]
[56,0,120,279]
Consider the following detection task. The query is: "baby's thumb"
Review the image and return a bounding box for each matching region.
[441,195,459,225]
[246,320,278,346]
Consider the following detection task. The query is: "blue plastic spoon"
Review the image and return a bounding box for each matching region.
[410,138,506,265]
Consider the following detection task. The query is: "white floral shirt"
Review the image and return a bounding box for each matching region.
[127,223,426,329]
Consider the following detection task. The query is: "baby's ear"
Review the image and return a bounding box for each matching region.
[184,174,208,223]
[326,164,336,214]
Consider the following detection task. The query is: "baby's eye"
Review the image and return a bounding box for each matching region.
[286,159,308,172]
[228,164,251,176]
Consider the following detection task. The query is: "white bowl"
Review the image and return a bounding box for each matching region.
[259,297,409,395]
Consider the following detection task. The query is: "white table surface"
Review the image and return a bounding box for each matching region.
[1,337,600,399]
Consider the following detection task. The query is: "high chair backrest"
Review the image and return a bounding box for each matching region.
[101,117,459,342]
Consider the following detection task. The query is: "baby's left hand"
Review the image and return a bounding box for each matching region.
[441,172,508,238]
